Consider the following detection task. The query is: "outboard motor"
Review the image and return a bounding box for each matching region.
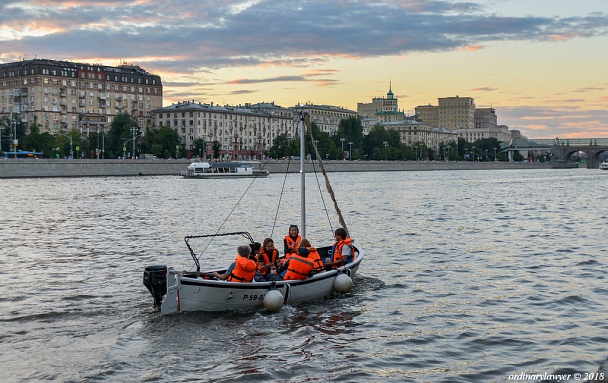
[143,265,167,308]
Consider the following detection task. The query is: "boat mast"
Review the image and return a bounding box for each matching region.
[299,109,306,239]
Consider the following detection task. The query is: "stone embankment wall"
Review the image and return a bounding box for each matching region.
[0,159,556,178]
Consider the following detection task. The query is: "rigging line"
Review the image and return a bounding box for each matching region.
[271,155,292,239]
[303,113,349,236]
[308,137,334,235]
[193,168,265,267]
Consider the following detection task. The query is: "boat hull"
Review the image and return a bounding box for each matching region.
[159,246,363,314]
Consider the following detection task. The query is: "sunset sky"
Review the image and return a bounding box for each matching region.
[1,0,607,139]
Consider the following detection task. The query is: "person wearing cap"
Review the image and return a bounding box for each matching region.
[298,238,324,273]
[282,247,315,281]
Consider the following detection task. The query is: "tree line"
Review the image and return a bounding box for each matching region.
[1,113,521,162]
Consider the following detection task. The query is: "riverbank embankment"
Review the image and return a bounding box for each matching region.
[0,159,561,178]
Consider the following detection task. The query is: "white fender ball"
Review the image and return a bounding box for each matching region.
[263,289,284,311]
[334,274,353,294]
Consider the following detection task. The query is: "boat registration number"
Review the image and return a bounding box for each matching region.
[243,294,265,301]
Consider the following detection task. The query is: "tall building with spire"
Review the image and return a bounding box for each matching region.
[357,82,406,133]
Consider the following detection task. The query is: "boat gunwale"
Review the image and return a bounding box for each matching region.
[177,247,364,289]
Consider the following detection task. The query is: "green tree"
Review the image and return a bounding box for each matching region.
[106,112,139,158]
[141,125,182,159]
[332,117,364,159]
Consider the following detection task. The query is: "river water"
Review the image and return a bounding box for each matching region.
[1,168,606,382]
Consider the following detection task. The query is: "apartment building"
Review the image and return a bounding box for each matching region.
[0,58,162,134]
[381,120,458,150]
[154,101,297,159]
[293,103,357,135]
[415,96,512,143]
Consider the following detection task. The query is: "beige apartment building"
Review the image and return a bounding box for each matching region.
[415,96,512,143]
[0,58,162,134]
[154,101,297,159]
[381,120,458,152]
[294,103,357,135]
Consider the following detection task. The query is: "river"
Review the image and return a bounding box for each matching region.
[0,168,606,382]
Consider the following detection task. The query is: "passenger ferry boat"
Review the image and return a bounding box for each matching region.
[181,161,269,178]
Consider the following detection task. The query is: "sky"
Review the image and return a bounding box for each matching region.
[1,0,607,139]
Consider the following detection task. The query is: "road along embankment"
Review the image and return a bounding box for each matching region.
[0,159,557,178]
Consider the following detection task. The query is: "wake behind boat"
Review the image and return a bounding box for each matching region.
[144,110,364,313]
[181,161,269,178]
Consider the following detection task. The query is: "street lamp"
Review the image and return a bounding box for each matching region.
[348,142,353,160]
[340,138,345,160]
[465,148,468,161]
[12,120,17,157]
[233,133,239,160]
[131,126,139,159]
[208,131,214,160]
[446,145,450,161]
[383,141,388,161]
[54,130,73,159]
[485,149,488,162]
[472,146,476,162]
[494,147,497,162]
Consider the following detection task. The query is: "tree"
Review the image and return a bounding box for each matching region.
[141,125,181,159]
[106,112,139,158]
[332,117,364,159]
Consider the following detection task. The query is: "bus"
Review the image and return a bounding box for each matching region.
[2,150,44,159]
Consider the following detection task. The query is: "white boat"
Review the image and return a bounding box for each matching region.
[181,161,269,178]
[144,111,364,313]
[600,161,608,170]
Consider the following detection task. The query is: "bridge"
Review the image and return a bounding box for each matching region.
[500,138,608,169]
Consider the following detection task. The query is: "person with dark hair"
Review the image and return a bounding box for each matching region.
[325,228,355,269]
[283,225,301,259]
[299,238,324,273]
[258,238,279,281]
[283,247,314,280]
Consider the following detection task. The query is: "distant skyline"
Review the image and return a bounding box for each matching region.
[1,0,607,139]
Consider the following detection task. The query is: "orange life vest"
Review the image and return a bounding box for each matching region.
[257,248,278,275]
[284,235,301,255]
[331,238,354,269]
[306,247,324,272]
[227,255,257,282]
[283,254,314,280]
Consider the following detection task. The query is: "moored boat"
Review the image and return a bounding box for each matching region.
[145,110,364,313]
[181,161,269,178]
[600,161,608,170]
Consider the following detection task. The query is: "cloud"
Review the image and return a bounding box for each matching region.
[1,0,607,74]
[471,87,497,92]
[497,105,608,138]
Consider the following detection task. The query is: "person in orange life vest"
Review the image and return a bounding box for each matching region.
[325,228,354,269]
[212,245,257,282]
[298,238,324,273]
[249,242,265,282]
[257,238,280,281]
[283,225,301,259]
[282,247,315,281]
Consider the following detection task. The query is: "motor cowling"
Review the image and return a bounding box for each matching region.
[143,265,167,308]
